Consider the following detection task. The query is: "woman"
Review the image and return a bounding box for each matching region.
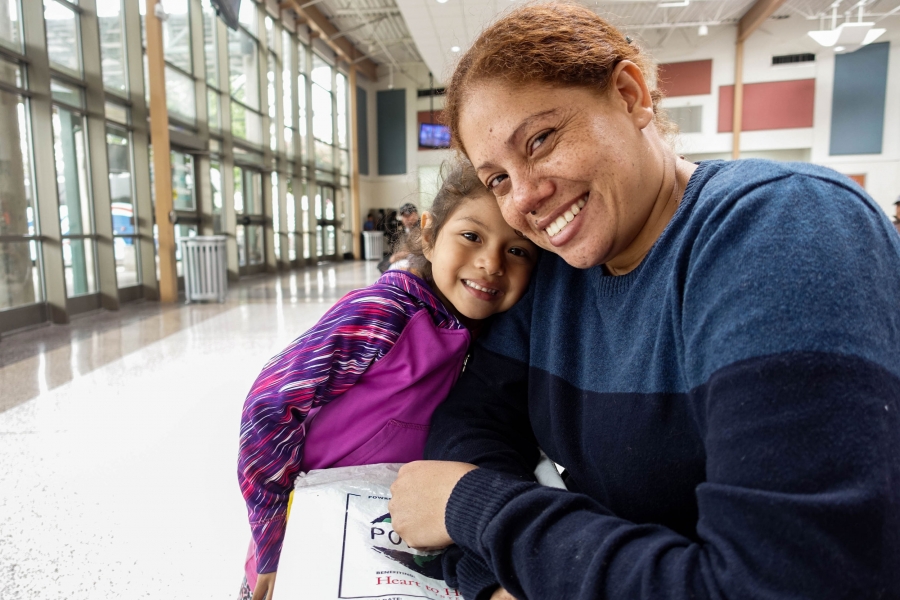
[387,4,900,600]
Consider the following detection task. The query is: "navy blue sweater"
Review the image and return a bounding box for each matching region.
[425,160,900,600]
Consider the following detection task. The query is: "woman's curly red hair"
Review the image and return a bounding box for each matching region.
[444,2,675,153]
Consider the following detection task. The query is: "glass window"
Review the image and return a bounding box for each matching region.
[52,106,96,297]
[105,101,129,125]
[229,27,259,110]
[208,90,219,130]
[271,172,280,258]
[239,0,257,36]
[97,0,127,94]
[231,100,262,144]
[246,170,261,214]
[311,54,331,91]
[0,57,22,88]
[336,73,348,149]
[233,166,243,212]
[247,225,264,264]
[311,84,332,143]
[45,0,82,78]
[265,16,273,48]
[107,125,140,288]
[298,73,307,159]
[286,178,296,260]
[51,79,85,108]
[210,160,223,233]
[267,52,277,151]
[282,32,293,129]
[0,86,40,309]
[53,107,93,236]
[174,224,197,276]
[165,66,196,124]
[171,152,195,210]
[298,42,307,75]
[0,0,22,54]
[202,0,219,87]
[163,0,192,73]
[314,140,333,171]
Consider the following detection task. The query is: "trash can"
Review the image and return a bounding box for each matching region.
[181,236,228,303]
[362,231,384,260]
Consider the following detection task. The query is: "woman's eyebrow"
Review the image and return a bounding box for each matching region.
[475,109,559,174]
[507,109,558,147]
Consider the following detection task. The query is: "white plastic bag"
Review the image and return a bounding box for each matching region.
[275,463,463,599]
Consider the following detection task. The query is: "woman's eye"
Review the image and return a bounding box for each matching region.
[462,232,480,242]
[531,131,551,153]
[487,174,508,190]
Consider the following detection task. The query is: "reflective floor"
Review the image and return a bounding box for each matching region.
[0,260,382,600]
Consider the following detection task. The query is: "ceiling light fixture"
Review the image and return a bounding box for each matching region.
[807,3,885,50]
[698,24,709,36]
[834,45,846,51]
[658,0,689,7]
[451,46,460,52]
[437,0,449,3]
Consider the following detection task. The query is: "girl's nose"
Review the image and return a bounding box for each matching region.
[510,174,554,216]
[477,248,504,276]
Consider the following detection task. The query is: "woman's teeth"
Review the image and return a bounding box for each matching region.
[546,198,586,237]
[464,280,498,295]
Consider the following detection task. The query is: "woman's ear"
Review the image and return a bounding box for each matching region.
[612,60,654,129]
[420,212,436,261]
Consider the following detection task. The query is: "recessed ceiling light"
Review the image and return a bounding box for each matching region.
[437,0,449,3]
[698,24,708,36]
[834,45,846,52]
[451,46,460,52]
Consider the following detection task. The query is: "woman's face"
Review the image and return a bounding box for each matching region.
[459,69,661,269]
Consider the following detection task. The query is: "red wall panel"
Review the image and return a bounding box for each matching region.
[657,60,712,97]
[718,79,815,132]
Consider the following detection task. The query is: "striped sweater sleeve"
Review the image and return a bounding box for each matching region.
[238,285,415,574]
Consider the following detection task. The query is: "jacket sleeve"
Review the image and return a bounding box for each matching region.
[441,174,900,600]
[238,289,411,574]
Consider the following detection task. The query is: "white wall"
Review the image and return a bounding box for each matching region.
[357,14,900,220]
[646,15,900,215]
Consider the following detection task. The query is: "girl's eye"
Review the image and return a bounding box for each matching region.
[486,174,508,190]
[462,232,480,242]
[509,247,529,258]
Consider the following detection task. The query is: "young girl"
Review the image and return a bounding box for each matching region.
[237,158,539,600]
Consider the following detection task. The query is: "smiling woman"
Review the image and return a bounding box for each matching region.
[385,4,900,600]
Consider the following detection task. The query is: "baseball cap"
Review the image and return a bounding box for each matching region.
[398,202,418,215]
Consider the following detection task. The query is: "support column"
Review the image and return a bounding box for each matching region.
[349,66,361,260]
[146,0,178,301]
[732,38,744,160]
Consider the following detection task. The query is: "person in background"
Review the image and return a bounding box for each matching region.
[379,202,421,272]
[387,4,900,600]
[363,213,376,231]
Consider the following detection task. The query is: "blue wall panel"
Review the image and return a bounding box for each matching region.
[830,42,890,155]
[377,89,406,175]
[357,86,369,176]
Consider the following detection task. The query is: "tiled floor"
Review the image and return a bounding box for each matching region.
[0,261,382,600]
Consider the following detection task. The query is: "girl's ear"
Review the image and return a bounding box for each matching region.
[420,212,436,261]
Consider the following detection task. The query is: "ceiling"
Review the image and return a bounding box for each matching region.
[310,0,900,84]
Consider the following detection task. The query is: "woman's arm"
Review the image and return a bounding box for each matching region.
[238,288,413,575]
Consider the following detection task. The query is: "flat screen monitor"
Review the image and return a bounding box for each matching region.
[419,123,451,149]
[210,0,240,30]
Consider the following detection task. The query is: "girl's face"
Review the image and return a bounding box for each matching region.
[458,65,662,270]
[423,192,538,323]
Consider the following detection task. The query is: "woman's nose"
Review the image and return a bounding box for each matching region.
[510,174,554,216]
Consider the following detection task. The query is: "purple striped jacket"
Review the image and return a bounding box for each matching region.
[238,270,468,575]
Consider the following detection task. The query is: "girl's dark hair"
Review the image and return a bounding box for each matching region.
[403,156,487,280]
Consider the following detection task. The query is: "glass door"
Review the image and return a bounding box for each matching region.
[315,184,338,261]
[170,150,200,282]
[234,165,266,275]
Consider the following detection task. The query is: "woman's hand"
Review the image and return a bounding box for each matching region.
[251,572,276,600]
[388,461,477,549]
